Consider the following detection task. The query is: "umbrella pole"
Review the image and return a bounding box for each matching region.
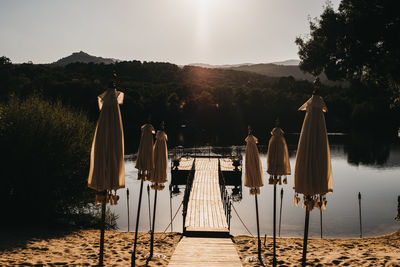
[320,195,323,239]
[147,184,152,232]
[149,189,158,261]
[169,185,173,232]
[254,193,263,265]
[127,188,130,232]
[99,194,106,267]
[358,192,362,238]
[278,188,283,237]
[273,182,277,267]
[301,205,310,267]
[131,179,144,267]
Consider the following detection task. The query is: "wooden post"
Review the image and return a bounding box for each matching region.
[127,188,130,232]
[147,184,152,231]
[149,190,158,261]
[358,192,362,238]
[273,182,277,267]
[99,196,106,267]
[320,195,323,239]
[278,188,283,237]
[254,193,263,265]
[301,200,310,267]
[169,184,173,232]
[228,200,232,230]
[131,179,144,267]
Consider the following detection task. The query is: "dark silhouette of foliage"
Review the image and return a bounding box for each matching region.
[0,55,398,151]
[0,95,95,226]
[295,0,400,127]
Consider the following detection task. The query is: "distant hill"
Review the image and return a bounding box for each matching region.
[188,63,252,68]
[52,53,342,85]
[52,51,118,66]
[231,63,345,86]
[189,61,340,85]
[271,59,300,66]
[231,63,318,82]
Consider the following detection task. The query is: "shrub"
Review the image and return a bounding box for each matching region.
[0,95,96,226]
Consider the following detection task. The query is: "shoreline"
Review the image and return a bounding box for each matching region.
[0,229,399,266]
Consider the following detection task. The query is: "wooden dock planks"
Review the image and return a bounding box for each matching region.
[168,157,242,266]
[177,158,195,170]
[168,237,242,267]
[184,158,228,233]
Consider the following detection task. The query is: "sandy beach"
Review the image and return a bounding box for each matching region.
[0,230,399,266]
[0,229,181,266]
[233,231,400,266]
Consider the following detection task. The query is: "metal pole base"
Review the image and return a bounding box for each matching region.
[302,207,310,267]
[273,183,277,267]
[254,193,263,265]
[149,189,158,261]
[131,180,144,267]
[99,194,106,267]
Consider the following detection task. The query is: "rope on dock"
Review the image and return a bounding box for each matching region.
[156,201,183,241]
[218,158,253,237]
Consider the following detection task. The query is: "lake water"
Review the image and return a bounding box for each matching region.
[110,134,400,238]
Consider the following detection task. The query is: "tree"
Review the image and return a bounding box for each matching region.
[0,56,11,65]
[0,95,95,226]
[296,0,400,105]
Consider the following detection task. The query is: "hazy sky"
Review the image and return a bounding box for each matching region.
[0,0,340,65]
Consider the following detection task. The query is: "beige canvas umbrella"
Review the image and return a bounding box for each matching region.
[132,119,155,267]
[88,83,125,267]
[148,122,168,261]
[294,78,332,267]
[244,126,264,264]
[135,121,155,179]
[266,120,291,267]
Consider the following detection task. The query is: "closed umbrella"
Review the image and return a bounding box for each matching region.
[135,120,155,178]
[131,119,155,267]
[88,81,125,267]
[266,119,291,267]
[148,121,168,261]
[294,78,333,267]
[244,126,264,264]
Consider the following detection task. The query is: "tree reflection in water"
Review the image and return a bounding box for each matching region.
[344,131,394,166]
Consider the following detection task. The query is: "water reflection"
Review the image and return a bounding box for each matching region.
[111,134,400,237]
[231,186,242,202]
[345,131,392,166]
[171,184,182,196]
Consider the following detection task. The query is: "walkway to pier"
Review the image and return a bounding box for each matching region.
[168,236,242,266]
[185,158,228,234]
[168,157,242,266]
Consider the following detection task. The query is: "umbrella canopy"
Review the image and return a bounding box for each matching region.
[294,94,332,197]
[267,126,291,178]
[267,124,291,267]
[150,129,168,190]
[135,123,155,178]
[88,88,125,195]
[244,134,263,194]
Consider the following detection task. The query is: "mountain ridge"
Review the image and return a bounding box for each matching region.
[52,51,118,66]
[51,52,341,85]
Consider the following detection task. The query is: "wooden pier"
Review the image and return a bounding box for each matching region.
[168,157,242,266]
[185,158,229,236]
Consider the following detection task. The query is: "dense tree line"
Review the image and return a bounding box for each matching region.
[0,56,398,153]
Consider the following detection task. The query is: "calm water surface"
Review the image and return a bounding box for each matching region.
[111,135,400,238]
